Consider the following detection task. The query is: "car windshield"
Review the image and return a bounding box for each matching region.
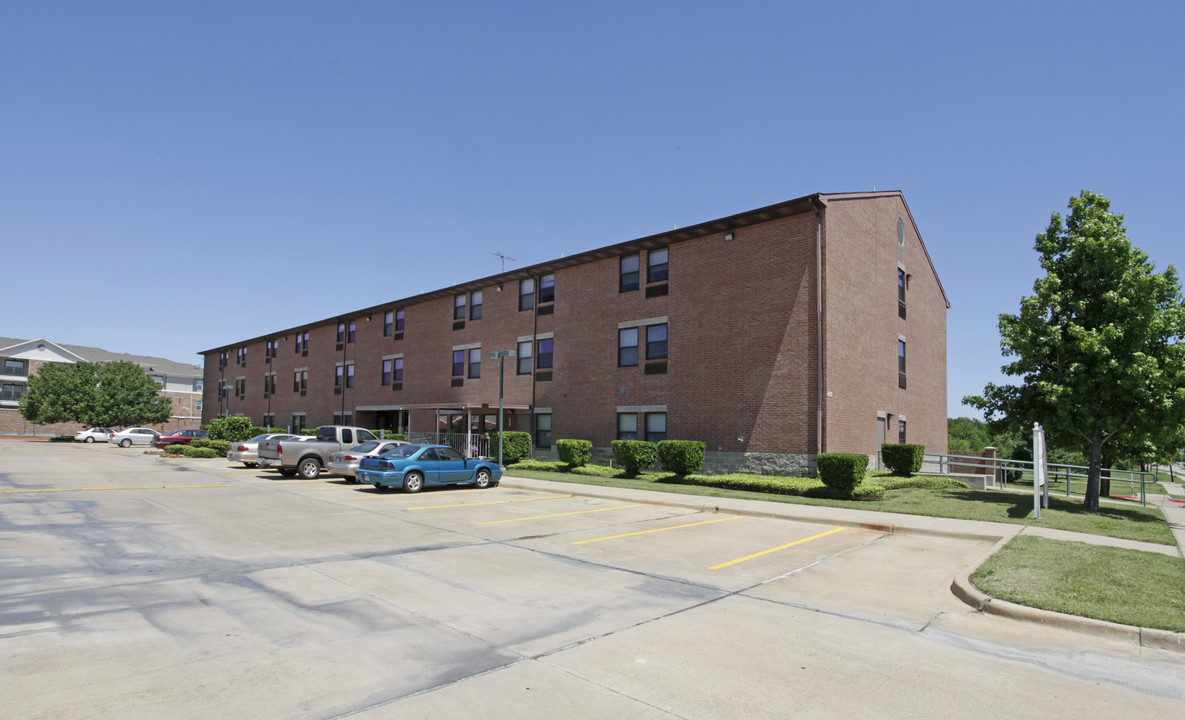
[380,444,420,459]
[247,434,272,442]
[352,441,380,453]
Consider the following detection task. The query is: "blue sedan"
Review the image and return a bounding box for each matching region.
[355,444,502,493]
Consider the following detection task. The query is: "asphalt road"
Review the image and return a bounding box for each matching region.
[1,439,1182,719]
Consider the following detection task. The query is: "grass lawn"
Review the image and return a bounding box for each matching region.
[505,463,1176,546]
[972,535,1185,633]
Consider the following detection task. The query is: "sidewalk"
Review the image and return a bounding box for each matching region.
[499,473,1185,652]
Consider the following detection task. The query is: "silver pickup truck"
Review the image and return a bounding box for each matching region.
[258,426,378,479]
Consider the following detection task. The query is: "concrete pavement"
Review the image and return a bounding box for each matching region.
[497,473,1185,653]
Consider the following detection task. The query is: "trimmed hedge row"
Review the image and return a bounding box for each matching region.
[556,439,592,468]
[162,444,219,458]
[881,444,925,476]
[816,453,869,498]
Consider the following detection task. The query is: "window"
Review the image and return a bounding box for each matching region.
[537,338,553,369]
[519,278,535,311]
[454,295,466,320]
[647,248,668,283]
[517,341,532,374]
[262,412,273,428]
[898,268,907,319]
[646,324,667,360]
[382,359,393,385]
[194,379,203,392]
[295,332,308,354]
[235,378,246,397]
[197,401,204,413]
[617,413,638,440]
[3,359,27,376]
[470,291,483,320]
[218,352,228,368]
[337,323,346,343]
[393,357,403,382]
[264,374,276,395]
[336,364,355,388]
[293,370,307,393]
[237,347,247,364]
[292,415,306,434]
[266,339,278,358]
[383,311,394,336]
[452,350,465,377]
[348,321,356,343]
[151,374,165,385]
[898,339,907,389]
[620,254,640,292]
[336,366,344,387]
[618,328,639,367]
[395,309,405,332]
[468,348,482,379]
[535,413,552,448]
[347,364,354,388]
[539,274,555,303]
[1,383,25,401]
[645,413,666,442]
[898,419,907,444]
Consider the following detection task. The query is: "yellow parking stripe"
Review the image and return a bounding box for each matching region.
[408,495,571,510]
[573,515,743,545]
[0,483,234,494]
[479,504,642,525]
[710,527,845,570]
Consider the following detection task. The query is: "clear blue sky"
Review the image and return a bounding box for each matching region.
[4,1,1182,419]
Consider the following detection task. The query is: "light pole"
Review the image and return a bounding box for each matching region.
[489,349,516,467]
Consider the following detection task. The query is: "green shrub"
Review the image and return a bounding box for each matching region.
[816,453,869,497]
[182,446,218,458]
[205,416,255,443]
[192,438,231,455]
[881,444,925,476]
[163,444,187,455]
[556,439,592,469]
[657,440,706,475]
[611,440,659,477]
[490,431,531,463]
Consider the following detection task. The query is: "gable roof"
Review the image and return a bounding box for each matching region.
[0,337,201,378]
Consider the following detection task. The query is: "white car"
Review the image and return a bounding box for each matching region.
[109,427,161,448]
[228,433,298,468]
[74,427,115,443]
[327,440,408,480]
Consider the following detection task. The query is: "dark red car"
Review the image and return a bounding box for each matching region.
[152,428,208,449]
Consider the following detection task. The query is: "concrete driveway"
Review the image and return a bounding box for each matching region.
[1,439,1182,718]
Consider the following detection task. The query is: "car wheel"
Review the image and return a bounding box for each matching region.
[297,458,321,479]
[85,436,95,443]
[120,439,132,448]
[403,471,424,493]
[474,468,492,489]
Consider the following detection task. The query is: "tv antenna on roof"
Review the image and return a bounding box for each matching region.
[488,250,516,272]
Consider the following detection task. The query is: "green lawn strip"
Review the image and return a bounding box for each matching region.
[971,535,1185,633]
[504,463,1175,545]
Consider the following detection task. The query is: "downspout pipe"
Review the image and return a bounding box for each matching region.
[807,196,825,457]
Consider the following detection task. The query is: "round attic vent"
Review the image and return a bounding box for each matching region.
[897,218,905,246]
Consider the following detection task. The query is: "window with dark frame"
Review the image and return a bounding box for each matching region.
[620,254,640,292]
[3,359,27,375]
[382,359,392,385]
[383,311,393,336]
[337,323,346,343]
[618,328,639,366]
[393,357,403,382]
[452,350,465,377]
[517,341,532,374]
[536,338,553,369]
[519,278,535,311]
[395,309,405,332]
[454,295,466,320]
[539,274,554,303]
[898,419,907,444]
[898,268,907,319]
[645,412,666,442]
[293,370,307,393]
[348,322,356,343]
[535,413,552,448]
[898,339,907,389]
[617,413,638,440]
[470,291,483,320]
[646,324,668,360]
[647,248,669,283]
[335,366,344,387]
[468,348,481,379]
[346,364,354,388]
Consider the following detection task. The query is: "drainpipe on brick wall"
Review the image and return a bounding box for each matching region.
[809,195,826,455]
[527,269,538,456]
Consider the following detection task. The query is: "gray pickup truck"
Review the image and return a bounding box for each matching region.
[258,426,378,479]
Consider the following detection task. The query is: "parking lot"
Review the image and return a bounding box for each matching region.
[2,440,1184,719]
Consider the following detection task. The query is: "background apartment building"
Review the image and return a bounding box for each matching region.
[201,191,948,473]
[0,337,203,436]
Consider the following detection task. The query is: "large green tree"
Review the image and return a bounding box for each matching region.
[20,360,173,429]
[966,191,1185,511]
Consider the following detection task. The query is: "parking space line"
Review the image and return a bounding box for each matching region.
[407,495,571,510]
[709,527,845,570]
[0,484,235,494]
[479,504,643,525]
[572,515,743,545]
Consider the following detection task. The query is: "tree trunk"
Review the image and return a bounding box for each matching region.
[1084,429,1103,512]
[1100,452,1116,498]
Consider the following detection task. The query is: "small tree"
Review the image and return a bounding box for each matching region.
[966,191,1185,511]
[555,439,592,469]
[657,440,706,475]
[20,360,171,429]
[881,444,925,476]
[611,440,658,477]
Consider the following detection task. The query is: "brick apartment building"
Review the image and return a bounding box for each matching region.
[201,191,948,473]
[0,337,204,436]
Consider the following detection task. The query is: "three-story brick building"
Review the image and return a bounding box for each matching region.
[201,191,948,473]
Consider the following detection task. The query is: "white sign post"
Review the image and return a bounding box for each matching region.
[1032,422,1049,520]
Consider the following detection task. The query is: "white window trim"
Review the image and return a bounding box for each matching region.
[618,316,668,330]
